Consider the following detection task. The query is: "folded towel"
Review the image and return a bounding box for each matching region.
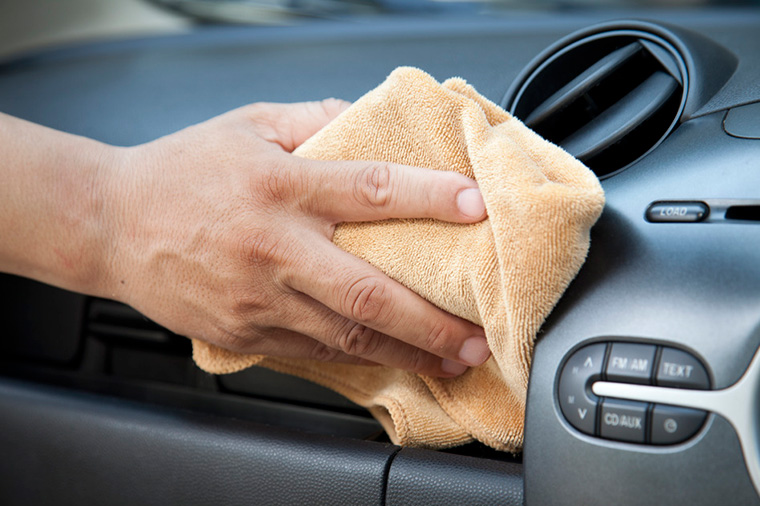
[192,67,605,451]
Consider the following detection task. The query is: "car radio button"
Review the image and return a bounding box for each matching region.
[559,343,606,435]
[600,399,648,443]
[646,201,709,223]
[656,347,710,389]
[651,404,707,444]
[605,343,656,384]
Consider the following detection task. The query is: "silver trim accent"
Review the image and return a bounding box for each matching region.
[592,347,760,497]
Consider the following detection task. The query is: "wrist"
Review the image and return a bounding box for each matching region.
[44,138,125,298]
[0,114,132,301]
[74,141,128,298]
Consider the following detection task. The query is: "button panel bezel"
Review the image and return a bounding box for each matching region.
[593,343,760,498]
[557,340,711,445]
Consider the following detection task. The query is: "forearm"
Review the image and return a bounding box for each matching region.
[0,112,116,295]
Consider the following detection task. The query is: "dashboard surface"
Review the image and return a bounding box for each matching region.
[1,7,760,505]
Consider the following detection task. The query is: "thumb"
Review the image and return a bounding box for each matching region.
[246,98,351,152]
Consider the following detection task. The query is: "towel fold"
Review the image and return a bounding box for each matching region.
[192,67,605,451]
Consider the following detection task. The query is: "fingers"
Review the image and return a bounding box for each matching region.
[243,101,487,225]
[302,159,487,224]
[273,294,475,378]
[285,238,491,375]
[234,99,490,377]
[224,326,376,366]
[220,290,467,377]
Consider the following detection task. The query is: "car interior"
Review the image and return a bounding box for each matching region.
[1,1,760,504]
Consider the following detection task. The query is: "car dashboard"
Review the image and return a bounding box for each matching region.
[1,6,760,505]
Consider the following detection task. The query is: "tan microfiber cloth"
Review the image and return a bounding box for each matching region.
[192,67,605,451]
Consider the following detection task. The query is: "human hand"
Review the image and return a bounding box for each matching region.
[100,100,491,377]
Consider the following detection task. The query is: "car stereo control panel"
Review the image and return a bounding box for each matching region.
[558,341,710,445]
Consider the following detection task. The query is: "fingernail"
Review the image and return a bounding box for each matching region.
[441,359,468,377]
[459,337,491,366]
[457,188,486,219]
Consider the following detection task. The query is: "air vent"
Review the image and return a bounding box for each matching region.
[505,28,687,177]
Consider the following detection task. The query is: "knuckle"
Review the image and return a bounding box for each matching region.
[320,97,350,116]
[240,102,280,125]
[229,287,280,321]
[239,232,284,268]
[238,230,305,293]
[308,342,342,363]
[260,169,282,202]
[240,103,280,134]
[336,322,380,357]
[341,276,388,323]
[241,102,266,118]
[230,290,271,314]
[428,172,461,214]
[238,227,303,277]
[423,320,452,355]
[405,348,433,375]
[355,163,394,209]
[256,160,296,204]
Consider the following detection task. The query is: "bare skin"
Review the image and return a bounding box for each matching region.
[0,99,491,377]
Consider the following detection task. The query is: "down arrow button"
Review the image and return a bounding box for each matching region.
[559,343,607,435]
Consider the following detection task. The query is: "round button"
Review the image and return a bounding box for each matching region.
[651,404,707,444]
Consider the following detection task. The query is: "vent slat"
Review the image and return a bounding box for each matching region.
[508,30,686,176]
[639,39,683,83]
[525,42,642,129]
[560,71,678,160]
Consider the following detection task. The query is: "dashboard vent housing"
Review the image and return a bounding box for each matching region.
[505,28,687,178]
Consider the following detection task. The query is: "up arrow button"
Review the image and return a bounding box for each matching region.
[558,343,607,435]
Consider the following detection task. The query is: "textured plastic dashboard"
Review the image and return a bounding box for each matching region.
[1,7,760,505]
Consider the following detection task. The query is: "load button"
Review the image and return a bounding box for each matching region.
[646,201,709,223]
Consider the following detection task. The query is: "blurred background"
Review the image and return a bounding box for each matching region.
[1,0,756,61]
[0,0,188,60]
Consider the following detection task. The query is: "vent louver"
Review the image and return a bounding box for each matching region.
[506,30,687,178]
